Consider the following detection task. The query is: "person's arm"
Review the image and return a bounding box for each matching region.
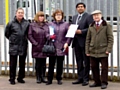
[106,24,114,54]
[28,24,38,46]
[76,15,93,36]
[45,25,51,40]
[5,22,12,39]
[65,23,72,47]
[26,21,30,38]
[85,27,91,56]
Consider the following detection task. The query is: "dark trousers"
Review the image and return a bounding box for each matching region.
[74,43,90,82]
[47,56,64,81]
[9,55,26,81]
[35,58,46,78]
[90,57,108,85]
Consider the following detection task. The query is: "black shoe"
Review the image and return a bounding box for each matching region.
[17,79,25,83]
[46,81,52,85]
[72,80,83,84]
[82,81,89,86]
[57,80,62,85]
[41,77,47,83]
[101,84,107,89]
[89,83,101,87]
[9,80,15,85]
[9,79,15,85]
[36,78,41,83]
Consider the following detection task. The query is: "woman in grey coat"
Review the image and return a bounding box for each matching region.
[28,11,49,84]
[46,9,71,85]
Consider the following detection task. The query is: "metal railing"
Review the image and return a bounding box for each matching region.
[0,0,120,81]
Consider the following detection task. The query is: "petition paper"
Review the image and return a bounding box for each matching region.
[66,24,78,38]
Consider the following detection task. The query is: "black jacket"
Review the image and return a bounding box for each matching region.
[72,12,93,47]
[5,17,29,55]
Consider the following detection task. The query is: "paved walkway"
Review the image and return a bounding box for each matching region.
[0,76,120,90]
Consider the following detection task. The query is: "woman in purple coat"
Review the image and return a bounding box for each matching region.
[28,11,49,84]
[46,9,71,85]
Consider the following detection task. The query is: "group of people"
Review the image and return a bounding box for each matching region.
[5,2,113,89]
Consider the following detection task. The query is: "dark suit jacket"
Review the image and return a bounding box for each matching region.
[72,12,93,47]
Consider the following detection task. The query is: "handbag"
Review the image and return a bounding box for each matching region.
[42,40,56,54]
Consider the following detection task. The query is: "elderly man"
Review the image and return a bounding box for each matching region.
[85,10,113,89]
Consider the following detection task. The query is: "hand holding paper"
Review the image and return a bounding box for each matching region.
[49,26,54,35]
[65,24,78,38]
[49,26,55,42]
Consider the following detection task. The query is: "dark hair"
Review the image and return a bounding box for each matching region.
[52,9,64,20]
[76,2,86,8]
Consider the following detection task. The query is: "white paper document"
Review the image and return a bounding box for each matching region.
[65,24,78,38]
[49,26,54,35]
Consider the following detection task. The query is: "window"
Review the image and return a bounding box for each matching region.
[17,0,29,8]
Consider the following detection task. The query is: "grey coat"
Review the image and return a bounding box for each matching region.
[72,12,93,47]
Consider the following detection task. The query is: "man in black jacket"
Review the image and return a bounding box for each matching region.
[5,8,29,85]
[71,2,93,86]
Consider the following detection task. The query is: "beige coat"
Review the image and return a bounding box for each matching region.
[85,20,114,58]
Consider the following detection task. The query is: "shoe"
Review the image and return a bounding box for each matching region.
[82,81,89,86]
[10,80,15,85]
[89,83,101,87]
[57,80,62,85]
[36,77,41,83]
[41,77,47,83]
[9,79,15,85]
[46,81,52,85]
[17,79,25,83]
[72,80,83,84]
[101,84,107,89]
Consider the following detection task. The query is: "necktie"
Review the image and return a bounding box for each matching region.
[96,22,99,27]
[78,16,81,21]
[76,16,81,24]
[96,23,99,30]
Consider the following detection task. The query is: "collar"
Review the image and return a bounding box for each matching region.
[90,19,107,27]
[14,16,24,23]
[53,20,64,24]
[95,19,103,26]
[78,12,84,17]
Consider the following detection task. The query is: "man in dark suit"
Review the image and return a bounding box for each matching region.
[72,2,93,86]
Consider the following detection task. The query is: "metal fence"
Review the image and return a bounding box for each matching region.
[0,0,120,81]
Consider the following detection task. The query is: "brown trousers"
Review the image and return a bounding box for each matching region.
[90,57,108,85]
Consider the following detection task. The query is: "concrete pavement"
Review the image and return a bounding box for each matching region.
[0,76,120,90]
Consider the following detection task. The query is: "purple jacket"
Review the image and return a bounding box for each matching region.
[28,22,49,58]
[49,21,71,56]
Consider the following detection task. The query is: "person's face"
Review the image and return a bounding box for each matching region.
[93,13,102,22]
[38,15,44,22]
[16,9,24,20]
[55,13,63,21]
[76,4,86,14]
